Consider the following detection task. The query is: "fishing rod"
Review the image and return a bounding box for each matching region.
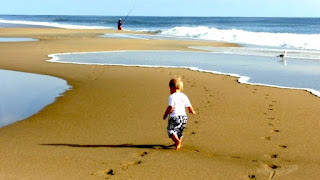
[123,1,135,22]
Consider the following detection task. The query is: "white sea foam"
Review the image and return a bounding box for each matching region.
[0,19,111,29]
[160,26,320,51]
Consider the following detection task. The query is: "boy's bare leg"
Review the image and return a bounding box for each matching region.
[179,137,183,144]
[177,137,183,150]
[170,134,181,150]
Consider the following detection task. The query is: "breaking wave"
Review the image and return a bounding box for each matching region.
[160,26,320,51]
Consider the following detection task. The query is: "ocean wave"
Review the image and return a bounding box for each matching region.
[160,26,320,51]
[0,19,112,29]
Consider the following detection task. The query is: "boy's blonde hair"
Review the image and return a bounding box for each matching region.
[169,77,183,90]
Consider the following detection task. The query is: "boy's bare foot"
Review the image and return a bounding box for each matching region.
[170,134,182,150]
[175,137,183,150]
[175,140,181,150]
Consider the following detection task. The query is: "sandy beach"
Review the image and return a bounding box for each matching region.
[0,27,320,180]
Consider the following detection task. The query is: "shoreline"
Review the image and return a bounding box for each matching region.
[48,50,320,98]
[1,27,320,179]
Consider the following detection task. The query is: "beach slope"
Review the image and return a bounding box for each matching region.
[0,28,320,179]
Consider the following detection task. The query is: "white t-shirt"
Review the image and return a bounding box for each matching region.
[168,92,192,116]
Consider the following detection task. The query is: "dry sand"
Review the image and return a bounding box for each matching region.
[0,28,320,180]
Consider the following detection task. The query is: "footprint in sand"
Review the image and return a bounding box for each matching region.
[134,161,142,165]
[104,169,114,176]
[231,156,241,159]
[265,154,278,159]
[139,151,148,157]
[121,160,143,171]
[203,87,210,92]
[271,129,280,133]
[268,164,279,169]
[262,136,271,140]
[252,88,258,93]
[266,123,274,126]
[278,145,288,149]
[248,174,256,179]
[269,154,278,159]
[93,168,115,178]
[89,66,107,81]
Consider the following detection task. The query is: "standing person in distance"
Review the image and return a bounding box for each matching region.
[118,18,123,30]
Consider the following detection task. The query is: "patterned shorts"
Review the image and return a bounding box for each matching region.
[167,115,188,139]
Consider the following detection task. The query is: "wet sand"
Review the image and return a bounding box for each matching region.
[0,28,319,180]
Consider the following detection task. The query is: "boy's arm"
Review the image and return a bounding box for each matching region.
[163,106,173,120]
[187,106,196,115]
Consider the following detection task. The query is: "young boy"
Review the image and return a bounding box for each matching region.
[163,78,196,150]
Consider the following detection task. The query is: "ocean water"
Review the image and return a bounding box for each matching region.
[0,70,71,127]
[1,15,320,51]
[1,15,320,97]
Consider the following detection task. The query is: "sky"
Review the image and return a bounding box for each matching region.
[1,0,320,17]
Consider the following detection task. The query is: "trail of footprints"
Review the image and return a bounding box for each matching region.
[190,84,290,179]
[249,89,289,179]
[186,80,215,137]
[88,65,107,81]
[96,77,291,179]
[98,151,149,179]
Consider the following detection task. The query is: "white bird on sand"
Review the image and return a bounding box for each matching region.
[277,51,287,58]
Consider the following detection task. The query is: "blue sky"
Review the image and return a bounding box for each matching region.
[1,0,319,17]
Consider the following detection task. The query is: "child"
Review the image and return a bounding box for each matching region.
[163,77,196,150]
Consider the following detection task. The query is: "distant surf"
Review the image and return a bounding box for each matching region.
[2,16,320,51]
[160,26,320,51]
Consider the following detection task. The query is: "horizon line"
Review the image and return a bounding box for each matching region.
[1,14,320,19]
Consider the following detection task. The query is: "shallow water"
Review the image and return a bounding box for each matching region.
[99,33,200,41]
[0,70,70,128]
[48,50,320,97]
[0,37,38,42]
